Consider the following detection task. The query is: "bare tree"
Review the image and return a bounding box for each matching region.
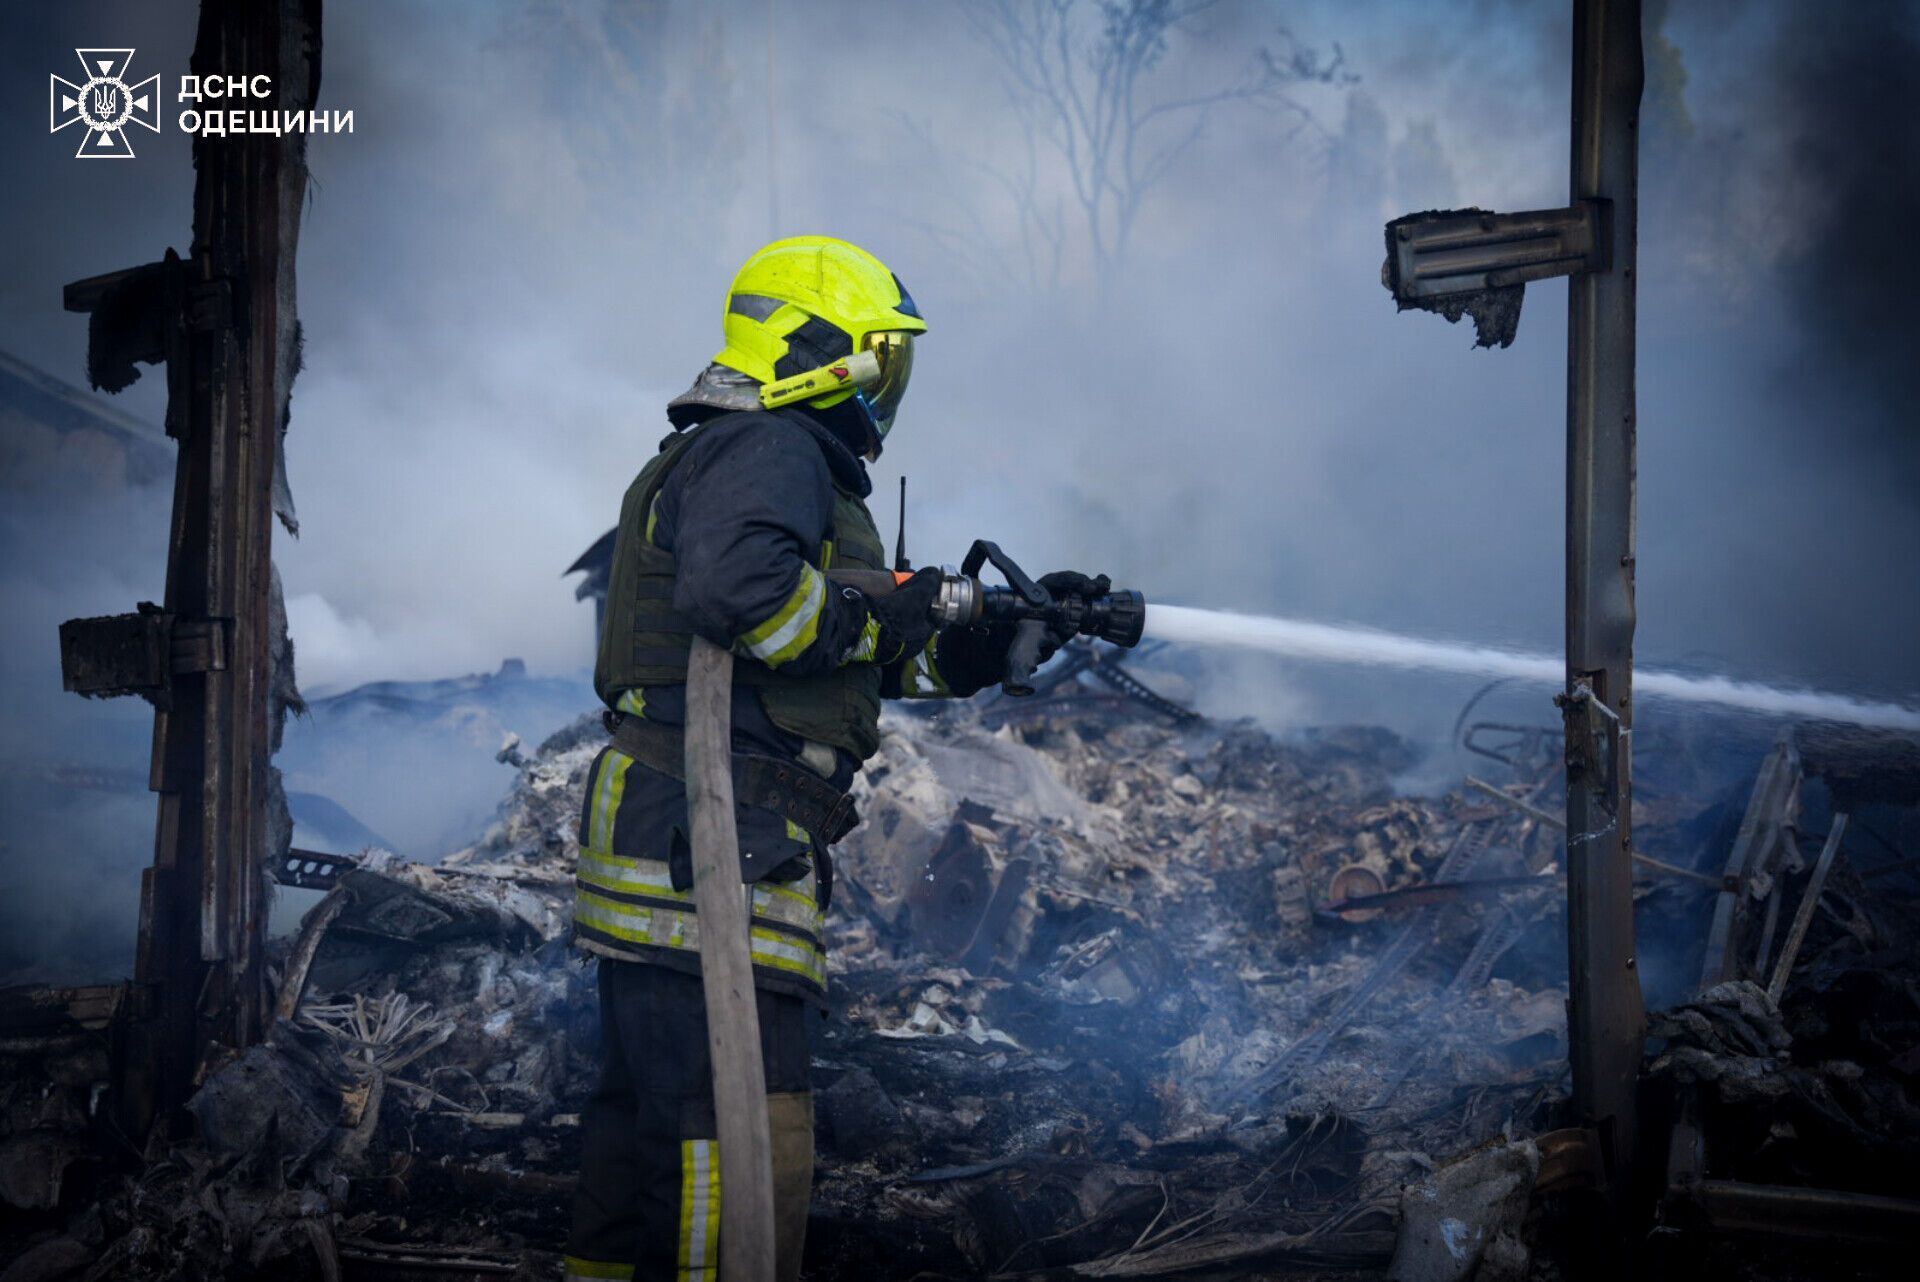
[961,0,1352,277]
[891,109,1070,297]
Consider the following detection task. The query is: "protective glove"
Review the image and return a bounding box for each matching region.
[854,566,944,664]
[930,620,1017,696]
[932,568,1111,694]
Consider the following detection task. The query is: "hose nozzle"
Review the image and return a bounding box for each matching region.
[977,584,1143,648]
[827,539,1144,695]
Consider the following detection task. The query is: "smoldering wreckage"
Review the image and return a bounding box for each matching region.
[11,0,1920,1276]
[5,650,1920,1280]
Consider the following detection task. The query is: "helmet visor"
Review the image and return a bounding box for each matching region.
[860,330,915,440]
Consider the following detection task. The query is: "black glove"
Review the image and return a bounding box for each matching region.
[862,566,943,664]
[933,568,1111,694]
[931,620,1017,696]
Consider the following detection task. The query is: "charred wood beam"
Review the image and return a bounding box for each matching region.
[1386,202,1607,300]
[1319,871,1553,917]
[1764,813,1849,1004]
[1699,741,1801,989]
[61,0,321,1138]
[336,1238,523,1279]
[58,608,230,702]
[273,886,349,1023]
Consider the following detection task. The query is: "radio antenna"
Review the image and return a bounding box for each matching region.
[894,475,909,572]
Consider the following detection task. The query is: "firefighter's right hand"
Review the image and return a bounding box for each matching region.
[849,566,943,665]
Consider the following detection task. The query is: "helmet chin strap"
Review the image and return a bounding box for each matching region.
[851,392,885,460]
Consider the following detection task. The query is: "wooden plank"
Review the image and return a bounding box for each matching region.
[1766,814,1849,1004]
[1699,741,1800,989]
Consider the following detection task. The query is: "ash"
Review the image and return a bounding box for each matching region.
[5,698,1918,1280]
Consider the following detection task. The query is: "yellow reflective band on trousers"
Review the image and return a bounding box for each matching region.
[563,1258,636,1281]
[678,1138,720,1279]
[735,563,826,667]
[574,848,827,994]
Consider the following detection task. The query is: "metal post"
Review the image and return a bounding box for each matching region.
[1563,0,1645,1193]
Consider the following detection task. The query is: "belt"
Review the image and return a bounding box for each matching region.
[603,711,861,845]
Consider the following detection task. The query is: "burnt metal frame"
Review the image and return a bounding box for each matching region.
[1381,0,1646,1196]
[1385,202,1608,300]
[1560,5,1648,1192]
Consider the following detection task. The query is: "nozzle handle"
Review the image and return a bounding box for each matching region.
[961,540,1049,607]
[1003,618,1049,697]
[960,539,1053,695]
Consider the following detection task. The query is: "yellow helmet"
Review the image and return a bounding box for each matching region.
[714,236,926,452]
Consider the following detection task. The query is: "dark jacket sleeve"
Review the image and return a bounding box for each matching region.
[656,414,869,675]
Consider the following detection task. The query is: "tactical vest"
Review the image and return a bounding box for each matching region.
[595,418,887,761]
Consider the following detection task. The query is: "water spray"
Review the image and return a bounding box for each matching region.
[835,500,1914,732]
[1145,603,1920,732]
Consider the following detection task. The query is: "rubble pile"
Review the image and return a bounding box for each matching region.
[801,706,1581,1277]
[15,689,1915,1280]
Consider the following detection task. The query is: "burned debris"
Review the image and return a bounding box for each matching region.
[1645,732,1920,1268]
[5,4,1915,1275]
[0,682,1738,1274]
[4,666,1918,1278]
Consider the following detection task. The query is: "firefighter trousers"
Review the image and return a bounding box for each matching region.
[565,958,814,1282]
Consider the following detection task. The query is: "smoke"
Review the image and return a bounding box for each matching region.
[0,461,171,984]
[1771,3,1920,452]
[284,593,382,692]
[2,0,1916,980]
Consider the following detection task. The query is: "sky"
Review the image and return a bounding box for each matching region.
[1,0,1916,974]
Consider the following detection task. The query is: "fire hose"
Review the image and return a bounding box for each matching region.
[684,636,777,1282]
[683,542,1147,1278]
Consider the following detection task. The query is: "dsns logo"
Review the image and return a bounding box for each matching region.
[50,49,160,158]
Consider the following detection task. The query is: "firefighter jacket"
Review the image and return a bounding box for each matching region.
[573,406,967,1003]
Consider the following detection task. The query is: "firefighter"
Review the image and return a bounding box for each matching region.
[564,236,1103,1282]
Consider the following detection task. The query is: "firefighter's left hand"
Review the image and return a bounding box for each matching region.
[1037,570,1111,653]
[1038,570,1110,605]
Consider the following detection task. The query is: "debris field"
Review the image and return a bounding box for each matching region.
[3,673,1917,1280]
